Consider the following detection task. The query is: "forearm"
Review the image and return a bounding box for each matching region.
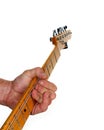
[0,78,12,106]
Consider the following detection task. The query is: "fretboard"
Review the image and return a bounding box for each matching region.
[1,26,72,130]
[1,46,60,130]
[42,46,60,78]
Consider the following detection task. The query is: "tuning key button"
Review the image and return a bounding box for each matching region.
[63,26,67,31]
[53,30,57,36]
[57,27,63,34]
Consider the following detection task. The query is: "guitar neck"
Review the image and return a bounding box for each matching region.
[1,26,72,130]
[1,46,60,130]
[42,46,60,78]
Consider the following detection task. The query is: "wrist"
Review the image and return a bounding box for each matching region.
[0,78,12,107]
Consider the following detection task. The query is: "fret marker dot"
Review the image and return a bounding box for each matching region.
[24,109,26,112]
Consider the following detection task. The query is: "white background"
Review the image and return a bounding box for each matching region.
[0,0,104,130]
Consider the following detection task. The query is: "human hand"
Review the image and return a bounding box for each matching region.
[6,67,57,114]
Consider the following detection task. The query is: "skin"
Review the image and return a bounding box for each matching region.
[0,67,57,115]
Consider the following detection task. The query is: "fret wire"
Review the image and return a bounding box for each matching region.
[42,46,60,78]
[43,62,51,78]
[50,57,54,69]
[8,123,14,130]
[51,51,57,69]
[14,115,22,129]
[43,64,50,77]
[46,64,50,76]
[49,59,53,72]
[8,115,21,130]
[46,61,52,75]
[43,66,49,77]
[7,116,16,130]
[44,60,52,77]
[53,49,57,62]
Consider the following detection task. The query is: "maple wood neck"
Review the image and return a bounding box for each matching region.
[0,46,61,130]
[1,26,72,130]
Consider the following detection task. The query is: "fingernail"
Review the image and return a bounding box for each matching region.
[50,93,56,99]
[38,95,42,103]
[39,80,44,85]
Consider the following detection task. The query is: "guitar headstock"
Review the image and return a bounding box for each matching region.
[50,25,72,50]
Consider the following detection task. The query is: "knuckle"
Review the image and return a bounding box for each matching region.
[34,67,42,73]
[23,70,31,78]
[41,106,48,112]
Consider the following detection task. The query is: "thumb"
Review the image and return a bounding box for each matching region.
[22,67,47,80]
[12,67,47,93]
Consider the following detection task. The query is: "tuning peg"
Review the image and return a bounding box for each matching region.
[63,42,68,49]
[57,27,63,34]
[53,30,57,36]
[63,25,67,31]
[57,27,61,34]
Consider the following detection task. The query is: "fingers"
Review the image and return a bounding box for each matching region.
[31,80,57,115]
[35,84,48,94]
[32,89,43,103]
[32,80,57,102]
[32,80,57,103]
[32,91,56,115]
[11,67,57,113]
[35,80,57,94]
[32,86,56,103]
[38,80,57,92]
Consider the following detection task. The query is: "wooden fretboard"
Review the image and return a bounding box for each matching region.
[1,26,72,130]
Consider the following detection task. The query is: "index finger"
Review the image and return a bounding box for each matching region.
[38,80,57,92]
